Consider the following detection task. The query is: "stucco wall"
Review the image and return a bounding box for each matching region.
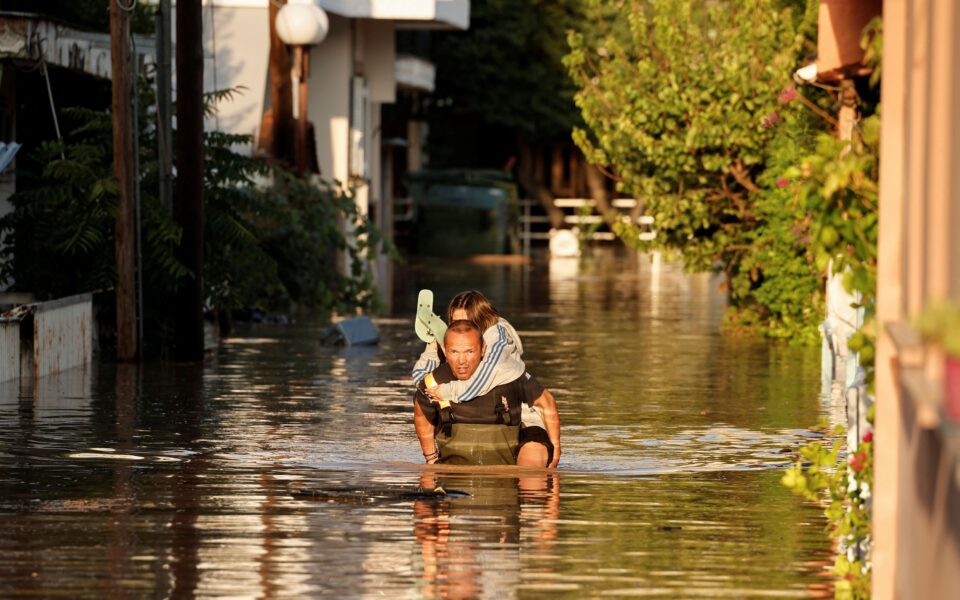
[309,14,352,186]
[200,5,270,150]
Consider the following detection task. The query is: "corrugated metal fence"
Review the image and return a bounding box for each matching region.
[0,293,93,383]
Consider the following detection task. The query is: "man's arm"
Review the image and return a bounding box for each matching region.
[413,398,438,463]
[533,390,561,468]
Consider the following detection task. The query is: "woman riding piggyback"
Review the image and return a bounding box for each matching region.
[411,290,525,404]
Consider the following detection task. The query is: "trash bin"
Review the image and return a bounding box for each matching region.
[407,169,519,256]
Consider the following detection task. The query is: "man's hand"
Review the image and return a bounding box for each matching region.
[549,444,561,469]
[413,398,438,462]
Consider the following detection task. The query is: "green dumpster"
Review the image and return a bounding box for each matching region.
[407,169,519,256]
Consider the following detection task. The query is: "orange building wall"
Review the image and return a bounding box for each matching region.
[874,0,960,597]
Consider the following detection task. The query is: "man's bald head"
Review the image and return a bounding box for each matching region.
[444,320,485,380]
[444,319,482,345]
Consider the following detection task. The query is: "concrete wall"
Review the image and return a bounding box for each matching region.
[874,0,960,596]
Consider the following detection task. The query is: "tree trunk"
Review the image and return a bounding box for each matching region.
[583,159,613,221]
[515,137,564,229]
[174,0,205,361]
[109,0,138,362]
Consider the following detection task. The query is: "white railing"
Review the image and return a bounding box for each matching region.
[519,198,656,256]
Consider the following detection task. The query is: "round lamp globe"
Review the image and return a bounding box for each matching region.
[275,0,329,46]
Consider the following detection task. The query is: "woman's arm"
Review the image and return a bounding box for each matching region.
[435,324,525,402]
[411,342,441,385]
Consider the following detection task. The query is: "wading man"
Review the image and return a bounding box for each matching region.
[413,320,561,467]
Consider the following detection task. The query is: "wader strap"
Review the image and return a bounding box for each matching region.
[494,395,511,425]
[438,405,454,437]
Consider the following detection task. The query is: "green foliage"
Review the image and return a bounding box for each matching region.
[783,425,873,599]
[914,302,960,357]
[0,83,391,354]
[427,0,587,168]
[433,0,583,142]
[567,0,805,268]
[566,0,824,341]
[722,111,825,342]
[782,18,881,600]
[0,105,184,301]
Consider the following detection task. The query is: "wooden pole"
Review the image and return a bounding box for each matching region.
[110,0,138,362]
[174,0,205,361]
[156,0,174,212]
[263,0,293,165]
[294,45,307,177]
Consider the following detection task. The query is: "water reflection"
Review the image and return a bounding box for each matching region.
[411,471,560,599]
[0,248,830,597]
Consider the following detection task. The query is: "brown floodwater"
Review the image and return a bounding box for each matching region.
[0,248,832,598]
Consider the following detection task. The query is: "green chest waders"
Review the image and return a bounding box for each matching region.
[436,423,520,465]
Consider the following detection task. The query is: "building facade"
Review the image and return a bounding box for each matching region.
[195,0,469,307]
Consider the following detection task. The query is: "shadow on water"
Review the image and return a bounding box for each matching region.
[0,247,833,598]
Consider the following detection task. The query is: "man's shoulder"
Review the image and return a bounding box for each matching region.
[499,370,543,396]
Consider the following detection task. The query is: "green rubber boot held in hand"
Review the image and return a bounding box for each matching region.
[415,289,447,344]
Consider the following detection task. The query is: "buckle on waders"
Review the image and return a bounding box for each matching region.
[438,405,454,437]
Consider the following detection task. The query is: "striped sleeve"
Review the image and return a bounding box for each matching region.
[411,344,440,385]
[456,324,510,401]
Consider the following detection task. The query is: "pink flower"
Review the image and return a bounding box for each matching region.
[850,450,867,473]
[862,431,873,443]
[776,177,789,189]
[779,86,799,103]
[761,111,779,129]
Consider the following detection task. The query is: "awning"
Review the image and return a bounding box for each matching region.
[319,0,469,30]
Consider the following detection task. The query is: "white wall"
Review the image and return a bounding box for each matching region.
[362,20,396,104]
[309,14,353,186]
[201,4,271,151]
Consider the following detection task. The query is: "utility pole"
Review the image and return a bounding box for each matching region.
[110,0,138,362]
[174,0,205,361]
[155,0,173,212]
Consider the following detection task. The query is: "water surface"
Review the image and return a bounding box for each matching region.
[0,248,831,598]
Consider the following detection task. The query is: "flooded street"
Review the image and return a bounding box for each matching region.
[0,249,831,598]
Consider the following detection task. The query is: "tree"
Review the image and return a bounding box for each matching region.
[565,0,826,338]
[566,0,806,269]
[0,87,389,356]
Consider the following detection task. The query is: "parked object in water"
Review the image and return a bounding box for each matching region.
[319,316,379,346]
[407,169,520,256]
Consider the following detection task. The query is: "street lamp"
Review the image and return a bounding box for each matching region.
[275,0,329,177]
